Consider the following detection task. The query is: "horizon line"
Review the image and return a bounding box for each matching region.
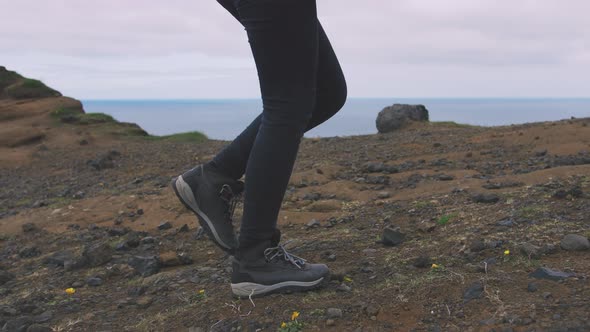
[81,96,590,101]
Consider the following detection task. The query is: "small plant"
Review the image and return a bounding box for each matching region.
[278,311,304,332]
[502,249,511,262]
[437,213,458,225]
[413,200,433,210]
[191,289,207,302]
[51,108,116,125]
[146,131,208,143]
[430,263,446,273]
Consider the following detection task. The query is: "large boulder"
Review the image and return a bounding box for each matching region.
[376,104,429,133]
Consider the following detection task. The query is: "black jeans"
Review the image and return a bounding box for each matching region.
[211,0,347,249]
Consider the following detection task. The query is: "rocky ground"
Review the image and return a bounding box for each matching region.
[1,112,589,331]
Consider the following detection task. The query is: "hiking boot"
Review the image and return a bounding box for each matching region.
[171,163,244,254]
[231,234,330,297]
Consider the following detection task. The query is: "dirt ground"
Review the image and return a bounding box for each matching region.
[1,96,589,331]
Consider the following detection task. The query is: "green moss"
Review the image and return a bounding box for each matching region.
[145,131,208,143]
[78,113,116,124]
[413,200,434,210]
[0,66,23,90]
[21,78,46,89]
[51,108,116,124]
[515,205,547,219]
[437,213,458,225]
[4,78,61,99]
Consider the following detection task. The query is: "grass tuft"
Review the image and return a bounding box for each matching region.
[146,131,208,143]
[430,121,477,128]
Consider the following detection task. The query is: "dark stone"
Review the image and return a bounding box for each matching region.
[18,246,41,258]
[470,240,486,252]
[3,316,33,332]
[471,193,500,204]
[42,251,74,267]
[383,165,400,174]
[529,267,575,281]
[366,175,390,185]
[436,174,455,181]
[87,150,120,170]
[128,286,147,297]
[140,236,156,244]
[178,224,190,233]
[32,311,53,323]
[496,219,515,227]
[382,227,406,246]
[527,282,538,292]
[126,234,141,248]
[0,270,15,286]
[478,257,497,272]
[22,223,37,233]
[2,316,34,332]
[552,189,569,199]
[560,234,590,251]
[72,191,85,199]
[108,227,128,237]
[534,149,548,157]
[519,243,542,259]
[326,308,343,318]
[82,243,112,267]
[157,221,173,230]
[303,192,322,201]
[365,304,380,316]
[377,191,390,199]
[376,104,429,133]
[26,324,53,332]
[463,281,484,302]
[128,256,160,277]
[363,162,386,173]
[86,277,103,287]
[31,201,47,208]
[306,219,321,229]
[412,256,432,268]
[115,242,129,251]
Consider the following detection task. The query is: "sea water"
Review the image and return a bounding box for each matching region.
[82,98,590,140]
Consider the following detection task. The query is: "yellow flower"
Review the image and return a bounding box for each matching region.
[199,289,205,294]
[65,288,76,295]
[504,250,510,256]
[343,276,353,283]
[281,322,287,328]
[291,311,300,321]
[431,263,440,269]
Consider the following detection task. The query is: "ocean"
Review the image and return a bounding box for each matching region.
[82,98,590,140]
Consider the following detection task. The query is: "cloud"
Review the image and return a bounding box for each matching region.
[0,0,588,98]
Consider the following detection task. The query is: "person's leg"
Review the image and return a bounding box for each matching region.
[234,0,321,248]
[224,0,332,297]
[209,20,347,181]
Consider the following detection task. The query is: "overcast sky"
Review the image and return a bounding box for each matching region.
[1,0,589,99]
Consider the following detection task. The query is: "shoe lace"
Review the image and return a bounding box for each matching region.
[219,183,243,222]
[263,241,307,269]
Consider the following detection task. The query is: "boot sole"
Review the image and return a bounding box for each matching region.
[171,175,234,253]
[231,276,328,298]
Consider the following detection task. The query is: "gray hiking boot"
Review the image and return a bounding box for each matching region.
[231,234,330,297]
[171,164,244,254]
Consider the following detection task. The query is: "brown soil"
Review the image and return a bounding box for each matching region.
[1,87,589,331]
